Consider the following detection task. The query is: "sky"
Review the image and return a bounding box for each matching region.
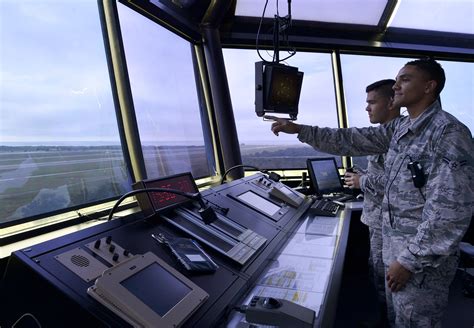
[1,0,473,146]
[236,0,474,34]
[1,1,119,144]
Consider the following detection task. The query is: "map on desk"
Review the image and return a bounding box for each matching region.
[258,254,332,294]
[279,233,336,259]
[296,214,341,236]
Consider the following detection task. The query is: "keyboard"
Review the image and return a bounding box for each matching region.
[308,198,341,217]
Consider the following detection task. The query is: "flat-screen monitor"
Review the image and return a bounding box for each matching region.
[306,157,344,195]
[255,61,303,120]
[87,252,208,327]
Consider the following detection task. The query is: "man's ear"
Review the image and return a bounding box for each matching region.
[425,80,437,95]
[388,97,395,111]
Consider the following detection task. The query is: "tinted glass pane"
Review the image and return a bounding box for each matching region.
[390,0,474,34]
[118,3,213,179]
[223,49,339,169]
[0,1,131,226]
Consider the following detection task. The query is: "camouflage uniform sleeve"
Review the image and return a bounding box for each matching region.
[359,172,386,199]
[398,124,474,273]
[297,125,392,156]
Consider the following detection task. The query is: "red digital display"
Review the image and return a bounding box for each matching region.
[143,173,198,211]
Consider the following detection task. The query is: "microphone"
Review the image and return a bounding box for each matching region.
[194,193,218,224]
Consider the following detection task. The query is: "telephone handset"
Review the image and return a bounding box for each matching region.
[269,182,305,207]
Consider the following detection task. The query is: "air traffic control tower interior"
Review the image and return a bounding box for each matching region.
[1,1,473,327]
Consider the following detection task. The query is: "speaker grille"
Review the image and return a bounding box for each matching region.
[70,254,90,267]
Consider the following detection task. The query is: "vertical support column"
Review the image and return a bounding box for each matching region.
[200,6,243,181]
[331,50,351,169]
[100,0,147,182]
[191,44,222,178]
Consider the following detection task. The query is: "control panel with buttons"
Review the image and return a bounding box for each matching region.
[85,236,133,266]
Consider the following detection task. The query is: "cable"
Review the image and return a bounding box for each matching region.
[256,0,295,64]
[220,164,261,184]
[220,164,282,184]
[386,154,426,226]
[12,313,42,328]
[256,0,271,62]
[107,188,217,224]
[386,155,409,226]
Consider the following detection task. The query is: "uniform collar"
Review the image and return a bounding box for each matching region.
[395,100,441,142]
[408,100,441,134]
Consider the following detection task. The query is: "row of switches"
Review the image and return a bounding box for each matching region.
[86,236,133,265]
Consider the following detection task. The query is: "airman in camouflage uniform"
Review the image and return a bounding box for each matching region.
[269,59,473,327]
[343,79,401,323]
[356,154,386,307]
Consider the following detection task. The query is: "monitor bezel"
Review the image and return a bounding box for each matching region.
[306,157,345,195]
[255,61,303,119]
[140,172,199,213]
[88,252,208,327]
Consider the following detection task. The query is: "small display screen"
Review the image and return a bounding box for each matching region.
[121,262,192,317]
[308,158,343,194]
[145,173,198,211]
[237,191,280,216]
[266,66,303,111]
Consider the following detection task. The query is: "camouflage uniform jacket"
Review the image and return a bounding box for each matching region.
[359,153,385,229]
[359,118,403,229]
[298,101,473,273]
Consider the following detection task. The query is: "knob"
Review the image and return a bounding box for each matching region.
[112,253,119,262]
[109,244,115,253]
[94,239,101,249]
[105,236,112,244]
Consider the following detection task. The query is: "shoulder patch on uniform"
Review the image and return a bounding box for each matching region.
[442,157,467,171]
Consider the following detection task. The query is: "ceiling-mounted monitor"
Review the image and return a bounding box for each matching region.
[255,61,304,120]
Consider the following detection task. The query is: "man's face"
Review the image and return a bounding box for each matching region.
[365,90,391,124]
[393,65,433,108]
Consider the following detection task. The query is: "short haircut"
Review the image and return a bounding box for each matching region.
[405,58,446,96]
[366,79,395,99]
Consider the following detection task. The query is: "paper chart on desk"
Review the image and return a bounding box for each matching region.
[258,254,332,293]
[298,215,340,236]
[279,233,336,259]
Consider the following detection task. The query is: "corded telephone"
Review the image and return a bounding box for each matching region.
[267,181,305,207]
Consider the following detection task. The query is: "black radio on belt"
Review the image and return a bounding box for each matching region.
[407,161,426,188]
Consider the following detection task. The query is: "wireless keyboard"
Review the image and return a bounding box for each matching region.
[308,198,340,217]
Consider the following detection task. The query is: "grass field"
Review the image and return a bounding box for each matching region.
[0,144,341,225]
